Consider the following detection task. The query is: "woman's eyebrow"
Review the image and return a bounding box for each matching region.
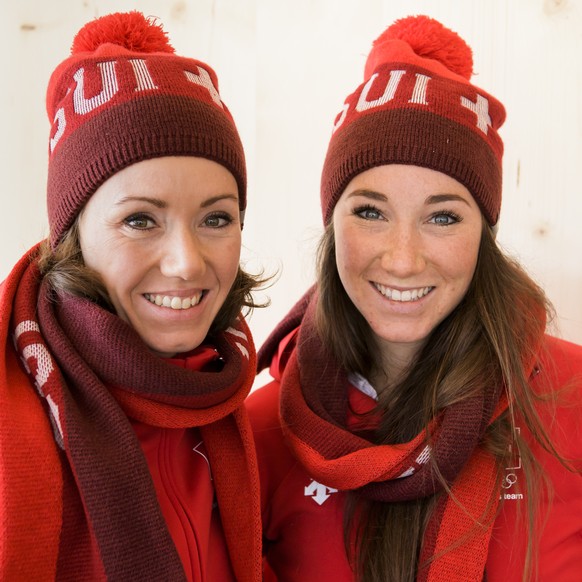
[346,190,471,207]
[425,193,471,206]
[200,194,239,208]
[115,195,166,208]
[345,189,388,202]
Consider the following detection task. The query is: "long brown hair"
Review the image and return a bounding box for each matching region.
[316,219,562,581]
[37,217,268,336]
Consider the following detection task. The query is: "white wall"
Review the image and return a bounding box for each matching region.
[2,0,581,356]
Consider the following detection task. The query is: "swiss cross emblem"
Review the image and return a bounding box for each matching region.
[304,480,338,505]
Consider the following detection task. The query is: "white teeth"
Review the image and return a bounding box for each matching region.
[144,293,203,310]
[374,283,433,302]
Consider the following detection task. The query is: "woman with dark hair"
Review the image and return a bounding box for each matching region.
[249,15,582,582]
[0,12,263,581]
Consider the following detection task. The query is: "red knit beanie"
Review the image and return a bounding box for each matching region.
[321,15,506,226]
[46,11,246,248]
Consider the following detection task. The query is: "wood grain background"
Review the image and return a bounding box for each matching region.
[2,0,580,356]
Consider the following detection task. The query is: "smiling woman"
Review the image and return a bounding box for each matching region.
[78,157,242,358]
[0,11,263,582]
[248,14,582,582]
[333,165,482,377]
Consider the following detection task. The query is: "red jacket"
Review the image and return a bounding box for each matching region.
[132,422,235,581]
[0,342,237,581]
[248,333,582,581]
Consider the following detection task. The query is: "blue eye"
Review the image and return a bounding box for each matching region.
[354,205,383,220]
[430,211,462,226]
[124,213,156,229]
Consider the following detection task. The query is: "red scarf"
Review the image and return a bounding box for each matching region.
[259,288,507,582]
[1,247,261,581]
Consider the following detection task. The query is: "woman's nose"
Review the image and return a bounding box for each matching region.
[159,227,206,281]
[380,225,426,277]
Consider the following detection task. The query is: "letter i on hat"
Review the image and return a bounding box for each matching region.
[321,15,506,227]
[46,11,247,248]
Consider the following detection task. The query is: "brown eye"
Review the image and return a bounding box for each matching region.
[125,213,156,229]
[204,212,232,228]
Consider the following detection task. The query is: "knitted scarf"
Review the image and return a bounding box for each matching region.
[1,248,261,582]
[259,287,508,582]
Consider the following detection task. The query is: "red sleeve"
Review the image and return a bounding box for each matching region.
[246,379,297,529]
[486,335,582,580]
[247,327,300,523]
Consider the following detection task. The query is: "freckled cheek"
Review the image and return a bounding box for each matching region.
[335,227,364,264]
[335,245,369,304]
[446,241,480,286]
[334,240,352,279]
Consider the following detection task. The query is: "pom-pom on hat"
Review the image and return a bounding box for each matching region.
[321,15,506,226]
[46,11,246,248]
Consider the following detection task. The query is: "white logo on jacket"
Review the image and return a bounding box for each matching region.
[304,480,338,505]
[500,427,524,501]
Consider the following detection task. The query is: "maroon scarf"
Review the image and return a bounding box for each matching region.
[259,288,507,581]
[7,252,261,581]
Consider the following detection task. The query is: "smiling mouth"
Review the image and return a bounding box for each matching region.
[144,292,205,310]
[373,283,434,302]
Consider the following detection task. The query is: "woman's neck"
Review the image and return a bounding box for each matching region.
[370,340,422,396]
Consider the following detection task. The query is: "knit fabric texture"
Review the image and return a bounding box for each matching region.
[1,247,262,581]
[46,11,246,247]
[267,289,508,580]
[320,15,506,226]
